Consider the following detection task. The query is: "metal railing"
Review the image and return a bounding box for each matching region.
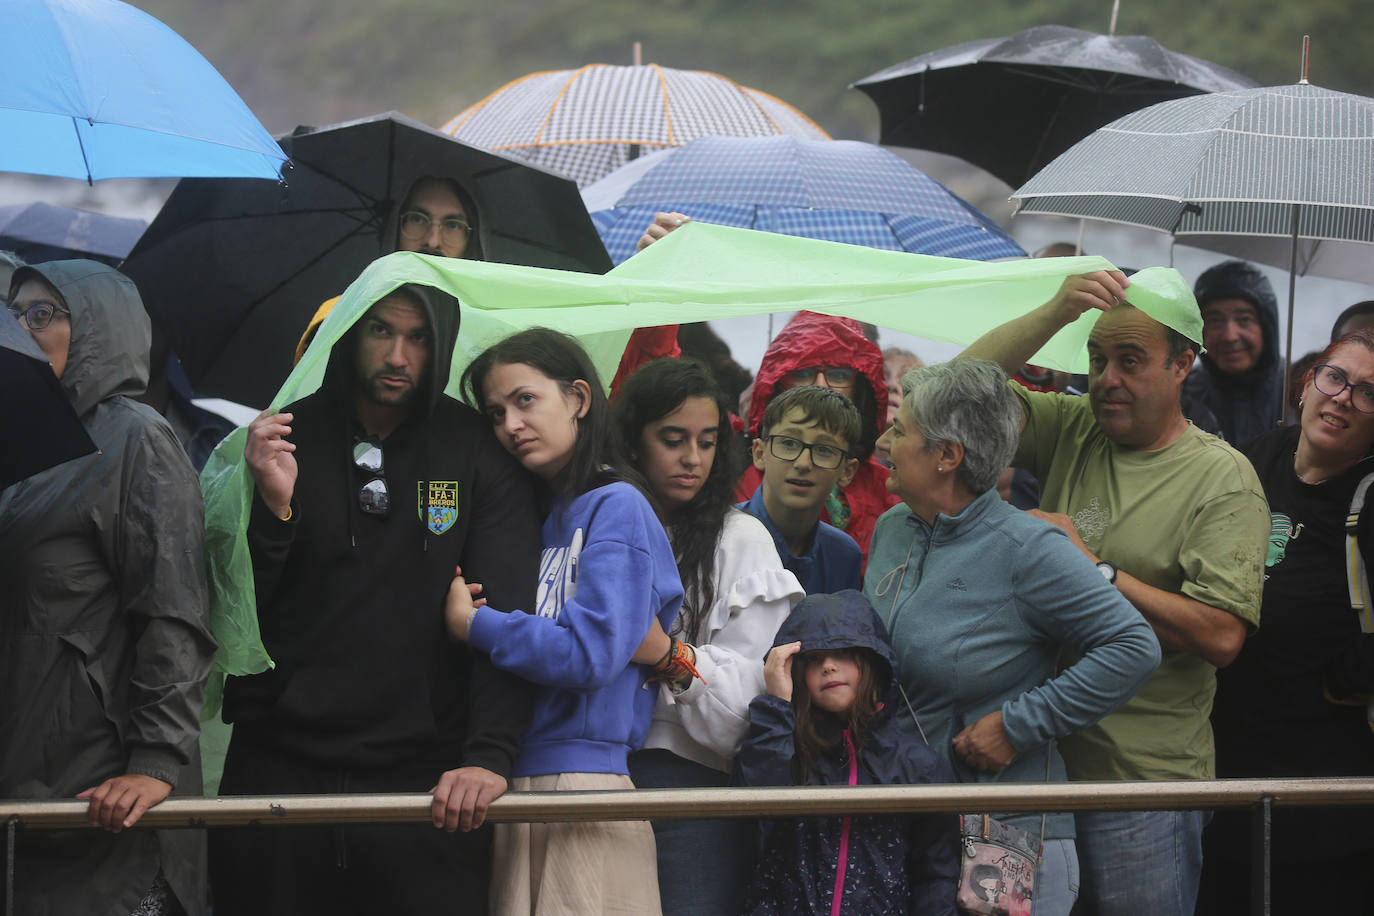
[7,777,1374,915]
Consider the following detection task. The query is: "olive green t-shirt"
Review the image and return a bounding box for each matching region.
[1012,385,1269,780]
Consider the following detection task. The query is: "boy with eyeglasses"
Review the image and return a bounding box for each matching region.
[739,385,864,594]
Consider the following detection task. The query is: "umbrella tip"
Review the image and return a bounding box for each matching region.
[1299,35,1310,84]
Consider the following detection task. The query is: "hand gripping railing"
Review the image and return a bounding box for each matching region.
[7,777,1374,916]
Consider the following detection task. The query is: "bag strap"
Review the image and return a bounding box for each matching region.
[896,685,1049,848]
[1345,471,1374,728]
[1345,471,1374,635]
[882,519,1048,846]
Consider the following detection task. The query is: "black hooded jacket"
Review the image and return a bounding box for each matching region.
[1183,260,1284,447]
[224,282,541,774]
[734,591,957,916]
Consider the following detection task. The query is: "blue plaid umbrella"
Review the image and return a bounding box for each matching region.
[583,136,1024,264]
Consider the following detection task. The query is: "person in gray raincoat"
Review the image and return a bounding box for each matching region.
[1,260,216,916]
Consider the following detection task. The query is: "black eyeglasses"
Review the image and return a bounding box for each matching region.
[398,210,471,245]
[9,300,71,331]
[1312,364,1374,414]
[764,435,850,470]
[787,366,857,388]
[353,437,389,515]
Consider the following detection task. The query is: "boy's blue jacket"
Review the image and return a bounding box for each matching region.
[734,590,958,915]
[467,480,683,778]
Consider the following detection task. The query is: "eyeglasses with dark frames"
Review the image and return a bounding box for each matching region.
[9,300,71,331]
[398,210,471,245]
[1312,364,1374,414]
[353,437,390,515]
[786,366,857,388]
[764,435,851,470]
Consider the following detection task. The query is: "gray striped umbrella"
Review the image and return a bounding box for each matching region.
[1011,81,1374,418]
[1012,83,1374,282]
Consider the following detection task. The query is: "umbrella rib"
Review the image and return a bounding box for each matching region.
[69,117,93,185]
[654,64,676,145]
[234,222,375,321]
[535,65,597,146]
[381,121,399,256]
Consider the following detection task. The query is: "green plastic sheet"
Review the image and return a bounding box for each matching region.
[198,221,1192,715]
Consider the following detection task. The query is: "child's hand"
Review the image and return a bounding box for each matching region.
[444,565,485,642]
[764,641,802,700]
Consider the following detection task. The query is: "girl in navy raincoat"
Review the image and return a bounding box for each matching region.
[734,590,958,915]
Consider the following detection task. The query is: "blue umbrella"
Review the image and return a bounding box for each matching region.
[0,0,285,182]
[0,202,145,265]
[582,135,1025,264]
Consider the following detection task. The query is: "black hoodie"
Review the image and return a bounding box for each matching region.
[224,282,541,773]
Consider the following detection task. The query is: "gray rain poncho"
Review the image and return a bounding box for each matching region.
[0,260,215,916]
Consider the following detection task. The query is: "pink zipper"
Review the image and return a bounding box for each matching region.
[830,728,858,916]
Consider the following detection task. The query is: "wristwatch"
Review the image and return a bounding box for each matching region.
[1096,561,1118,585]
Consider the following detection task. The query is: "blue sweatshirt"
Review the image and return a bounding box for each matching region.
[739,489,862,595]
[467,481,683,777]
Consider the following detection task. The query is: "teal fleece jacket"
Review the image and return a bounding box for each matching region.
[864,488,1161,838]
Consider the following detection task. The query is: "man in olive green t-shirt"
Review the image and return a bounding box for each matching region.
[960,269,1268,916]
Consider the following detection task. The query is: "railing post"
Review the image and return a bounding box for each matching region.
[1249,796,1271,916]
[5,817,15,916]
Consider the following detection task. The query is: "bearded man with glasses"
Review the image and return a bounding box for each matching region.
[292,176,482,365]
[216,280,541,916]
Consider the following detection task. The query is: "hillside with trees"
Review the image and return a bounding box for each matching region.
[133,0,1364,144]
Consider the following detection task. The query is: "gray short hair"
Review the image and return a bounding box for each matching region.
[902,359,1021,495]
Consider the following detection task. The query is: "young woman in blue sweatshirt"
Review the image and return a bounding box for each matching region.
[441,328,684,915]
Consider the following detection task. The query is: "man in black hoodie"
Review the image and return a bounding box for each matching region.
[210,281,541,916]
[1182,260,1284,447]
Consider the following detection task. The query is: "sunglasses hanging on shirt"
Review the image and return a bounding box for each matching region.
[353,436,389,515]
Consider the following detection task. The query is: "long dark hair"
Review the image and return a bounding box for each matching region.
[614,358,739,642]
[462,327,624,498]
[790,647,884,786]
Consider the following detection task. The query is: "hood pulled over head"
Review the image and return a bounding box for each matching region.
[321,279,462,419]
[748,311,887,456]
[1193,259,1279,377]
[11,260,150,417]
[773,589,899,702]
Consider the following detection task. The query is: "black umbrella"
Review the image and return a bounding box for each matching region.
[122,111,613,407]
[0,313,95,491]
[852,24,1258,189]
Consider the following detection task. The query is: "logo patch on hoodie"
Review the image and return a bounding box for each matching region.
[419,481,459,534]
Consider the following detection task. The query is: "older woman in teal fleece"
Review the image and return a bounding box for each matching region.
[864,359,1161,916]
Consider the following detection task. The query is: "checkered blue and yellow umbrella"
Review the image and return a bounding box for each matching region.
[441,64,829,187]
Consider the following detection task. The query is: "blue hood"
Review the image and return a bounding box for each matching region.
[773,589,899,702]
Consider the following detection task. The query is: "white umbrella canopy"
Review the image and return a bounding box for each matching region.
[441,64,830,187]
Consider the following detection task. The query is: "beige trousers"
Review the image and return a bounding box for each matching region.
[490,773,662,916]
